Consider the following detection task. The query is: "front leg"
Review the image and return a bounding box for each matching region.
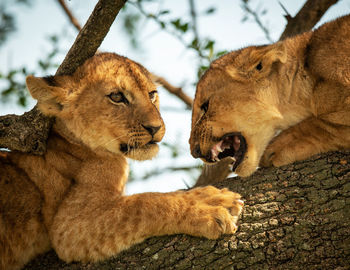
[50,185,243,263]
[261,117,349,167]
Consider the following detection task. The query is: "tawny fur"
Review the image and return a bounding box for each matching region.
[0,53,243,270]
[189,15,350,177]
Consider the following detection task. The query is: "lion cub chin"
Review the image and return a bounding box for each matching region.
[189,14,350,177]
[0,52,244,270]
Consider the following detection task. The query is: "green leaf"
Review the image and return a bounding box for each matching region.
[171,19,181,29]
[216,50,228,57]
[1,88,13,96]
[18,96,26,107]
[159,10,170,15]
[204,40,215,50]
[49,35,58,43]
[205,7,216,14]
[191,38,198,48]
[179,23,188,33]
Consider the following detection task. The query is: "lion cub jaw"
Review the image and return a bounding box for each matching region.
[26,53,165,161]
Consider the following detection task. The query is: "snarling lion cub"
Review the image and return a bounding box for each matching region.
[0,53,243,270]
[190,15,350,177]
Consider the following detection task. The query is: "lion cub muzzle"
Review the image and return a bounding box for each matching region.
[191,133,247,172]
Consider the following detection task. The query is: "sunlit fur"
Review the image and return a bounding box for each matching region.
[0,53,243,269]
[190,15,350,177]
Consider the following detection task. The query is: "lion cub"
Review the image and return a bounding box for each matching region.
[189,15,350,177]
[0,53,243,270]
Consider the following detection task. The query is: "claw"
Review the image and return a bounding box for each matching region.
[237,199,244,206]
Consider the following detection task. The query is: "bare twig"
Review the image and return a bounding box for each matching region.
[57,0,82,31]
[189,0,199,44]
[240,0,273,43]
[279,0,339,40]
[279,1,292,22]
[130,1,207,60]
[152,74,193,108]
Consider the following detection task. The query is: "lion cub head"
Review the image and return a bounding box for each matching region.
[189,43,288,177]
[26,53,165,160]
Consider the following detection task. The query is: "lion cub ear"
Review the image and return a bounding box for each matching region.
[26,75,68,116]
[262,42,287,65]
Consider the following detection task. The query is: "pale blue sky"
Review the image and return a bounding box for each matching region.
[1,0,349,194]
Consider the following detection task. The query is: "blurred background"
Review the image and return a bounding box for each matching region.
[1,0,349,194]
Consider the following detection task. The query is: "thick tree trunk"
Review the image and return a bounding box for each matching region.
[24,151,350,269]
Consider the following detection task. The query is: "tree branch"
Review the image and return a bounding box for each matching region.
[24,151,350,269]
[152,74,193,108]
[189,0,199,46]
[57,0,82,31]
[240,0,273,43]
[279,0,339,40]
[56,0,127,76]
[0,0,127,154]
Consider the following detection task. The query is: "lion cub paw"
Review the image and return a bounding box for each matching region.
[183,186,244,239]
[261,142,294,168]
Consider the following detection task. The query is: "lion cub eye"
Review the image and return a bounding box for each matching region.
[108,92,129,105]
[149,90,158,103]
[200,100,209,113]
[256,62,263,71]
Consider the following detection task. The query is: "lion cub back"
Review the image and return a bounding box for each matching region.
[307,14,350,85]
[0,157,50,270]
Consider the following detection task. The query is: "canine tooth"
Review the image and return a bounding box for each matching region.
[216,145,223,152]
[234,136,240,144]
[211,149,217,160]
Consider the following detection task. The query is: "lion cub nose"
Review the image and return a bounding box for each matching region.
[192,144,202,158]
[142,125,161,136]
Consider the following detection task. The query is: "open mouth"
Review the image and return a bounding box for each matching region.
[120,140,157,153]
[209,133,247,171]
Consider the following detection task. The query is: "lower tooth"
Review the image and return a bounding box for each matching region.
[211,149,217,161]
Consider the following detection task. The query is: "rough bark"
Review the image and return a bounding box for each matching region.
[0,108,53,154]
[0,0,127,154]
[279,0,339,40]
[24,151,350,269]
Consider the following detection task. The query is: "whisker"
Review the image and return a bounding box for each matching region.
[95,134,125,149]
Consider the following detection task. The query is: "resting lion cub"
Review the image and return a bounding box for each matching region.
[0,53,243,270]
[189,15,350,177]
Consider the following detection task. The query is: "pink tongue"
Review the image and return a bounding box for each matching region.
[233,135,240,152]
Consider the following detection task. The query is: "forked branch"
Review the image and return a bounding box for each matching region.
[279,0,339,40]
